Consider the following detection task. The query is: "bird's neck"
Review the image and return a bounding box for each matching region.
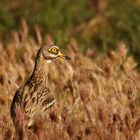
[30,54,49,85]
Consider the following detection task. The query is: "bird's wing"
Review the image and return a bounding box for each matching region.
[10,87,28,128]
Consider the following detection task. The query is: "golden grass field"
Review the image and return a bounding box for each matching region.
[0,26,140,140]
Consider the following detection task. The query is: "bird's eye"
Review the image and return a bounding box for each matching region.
[52,48,57,53]
[49,47,59,54]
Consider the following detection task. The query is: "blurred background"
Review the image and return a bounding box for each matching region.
[0,1,140,139]
[0,0,140,65]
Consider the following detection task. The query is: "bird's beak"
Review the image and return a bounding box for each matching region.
[58,52,71,60]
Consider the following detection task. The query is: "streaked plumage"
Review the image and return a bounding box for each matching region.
[10,44,70,130]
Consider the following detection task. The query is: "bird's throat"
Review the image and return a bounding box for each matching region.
[30,55,49,85]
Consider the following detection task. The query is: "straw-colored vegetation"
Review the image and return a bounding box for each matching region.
[0,24,140,140]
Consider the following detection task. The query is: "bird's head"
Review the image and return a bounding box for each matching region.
[39,44,70,63]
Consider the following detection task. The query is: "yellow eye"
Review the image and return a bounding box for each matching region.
[49,47,59,54]
[52,48,57,53]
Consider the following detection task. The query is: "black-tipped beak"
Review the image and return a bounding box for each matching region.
[58,52,71,60]
[64,55,71,60]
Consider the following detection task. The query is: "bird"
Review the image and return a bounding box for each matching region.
[10,44,70,131]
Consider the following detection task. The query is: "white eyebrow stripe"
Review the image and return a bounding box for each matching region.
[50,46,59,50]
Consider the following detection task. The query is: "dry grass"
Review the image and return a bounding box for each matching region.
[0,26,140,140]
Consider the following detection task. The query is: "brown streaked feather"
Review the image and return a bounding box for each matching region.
[10,45,56,131]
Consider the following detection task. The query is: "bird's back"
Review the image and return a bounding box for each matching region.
[10,88,22,123]
[11,81,55,130]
